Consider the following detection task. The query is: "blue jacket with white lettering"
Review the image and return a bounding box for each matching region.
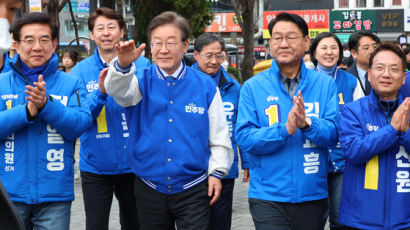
[71,49,150,175]
[235,59,339,203]
[216,68,251,179]
[0,54,91,204]
[338,90,410,230]
[115,63,232,194]
[192,64,250,179]
[315,68,358,173]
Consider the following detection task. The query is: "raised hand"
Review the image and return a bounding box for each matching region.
[399,98,410,132]
[391,98,410,132]
[286,106,298,135]
[27,101,38,117]
[99,68,109,94]
[293,91,306,128]
[25,74,47,110]
[115,40,146,68]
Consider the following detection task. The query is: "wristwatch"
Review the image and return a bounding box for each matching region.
[301,117,312,131]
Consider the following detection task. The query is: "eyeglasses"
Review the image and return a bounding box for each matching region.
[270,35,305,45]
[359,44,379,52]
[150,41,178,51]
[200,53,224,61]
[371,64,403,76]
[21,37,52,47]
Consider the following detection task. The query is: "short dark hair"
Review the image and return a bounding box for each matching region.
[61,47,79,63]
[309,32,343,67]
[194,33,225,53]
[348,31,380,51]
[88,7,126,32]
[268,13,308,37]
[369,43,406,71]
[12,12,58,42]
[147,11,190,42]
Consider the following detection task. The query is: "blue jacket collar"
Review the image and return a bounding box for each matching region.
[93,48,109,69]
[368,89,404,110]
[269,58,308,92]
[11,53,59,84]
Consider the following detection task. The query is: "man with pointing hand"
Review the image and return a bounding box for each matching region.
[102,11,233,230]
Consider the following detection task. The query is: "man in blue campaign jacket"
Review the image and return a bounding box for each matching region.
[192,33,250,230]
[70,8,150,230]
[400,72,410,98]
[0,13,91,229]
[1,51,16,74]
[339,45,410,230]
[235,13,339,230]
[103,12,233,230]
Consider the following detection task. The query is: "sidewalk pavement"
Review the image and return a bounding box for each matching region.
[70,170,329,229]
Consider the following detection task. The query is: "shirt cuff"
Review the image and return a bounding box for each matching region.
[210,170,224,179]
[114,60,132,74]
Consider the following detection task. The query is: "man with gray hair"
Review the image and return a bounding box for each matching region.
[191,33,250,230]
[100,11,233,230]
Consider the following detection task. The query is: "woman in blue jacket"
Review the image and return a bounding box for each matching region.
[309,32,363,230]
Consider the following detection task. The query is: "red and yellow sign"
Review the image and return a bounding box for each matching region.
[205,13,242,33]
[263,10,329,39]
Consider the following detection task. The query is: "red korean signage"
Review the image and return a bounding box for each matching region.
[263,10,329,39]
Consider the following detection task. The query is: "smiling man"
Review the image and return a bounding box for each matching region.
[0,12,91,229]
[102,11,233,230]
[191,33,250,230]
[70,7,150,230]
[339,44,410,229]
[235,13,339,230]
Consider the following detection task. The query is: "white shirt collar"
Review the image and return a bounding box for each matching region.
[158,61,183,79]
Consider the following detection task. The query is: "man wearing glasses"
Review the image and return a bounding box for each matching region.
[347,31,381,96]
[191,33,250,230]
[235,13,339,229]
[0,12,91,229]
[100,11,233,229]
[339,44,410,229]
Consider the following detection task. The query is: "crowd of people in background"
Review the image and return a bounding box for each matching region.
[0,1,409,230]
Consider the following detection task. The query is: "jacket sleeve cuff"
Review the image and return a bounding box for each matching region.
[95,88,108,101]
[26,104,36,121]
[399,128,410,144]
[209,170,224,179]
[114,60,132,74]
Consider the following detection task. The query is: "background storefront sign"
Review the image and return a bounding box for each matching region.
[405,9,410,32]
[29,0,42,12]
[330,10,376,33]
[263,10,329,39]
[336,34,351,43]
[204,13,242,32]
[376,9,403,32]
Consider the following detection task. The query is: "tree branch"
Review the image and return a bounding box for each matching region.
[231,0,244,29]
[58,0,68,12]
